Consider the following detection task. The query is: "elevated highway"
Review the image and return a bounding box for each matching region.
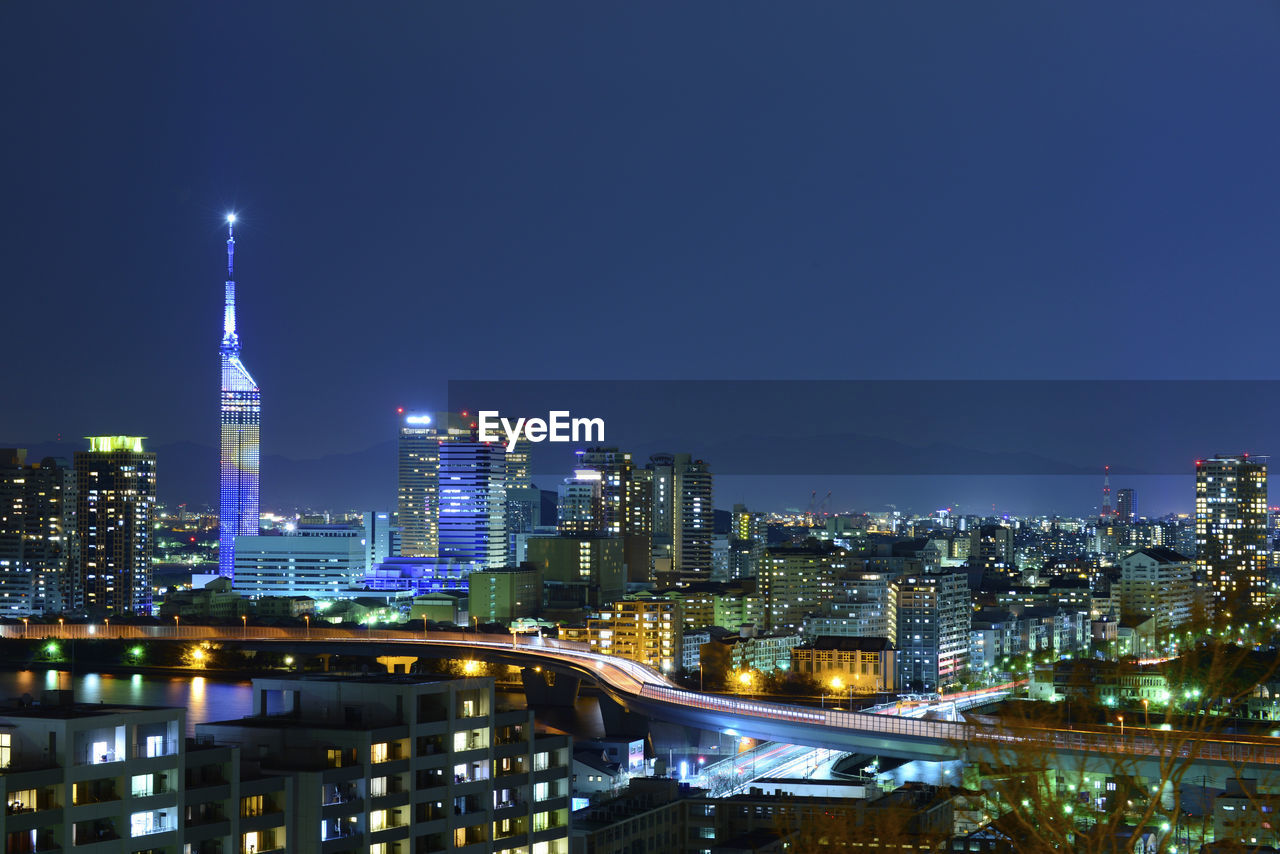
[9,623,1280,772]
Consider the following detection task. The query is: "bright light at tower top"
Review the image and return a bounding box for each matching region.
[226,213,237,224]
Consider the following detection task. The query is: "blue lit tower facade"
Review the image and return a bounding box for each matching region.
[218,215,261,579]
[439,439,507,569]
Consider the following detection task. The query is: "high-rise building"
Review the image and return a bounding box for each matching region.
[968,524,1014,576]
[671,454,713,586]
[892,569,970,691]
[397,412,441,558]
[361,510,396,572]
[74,436,157,615]
[503,437,537,561]
[1116,488,1137,523]
[575,447,654,583]
[218,215,261,579]
[439,439,507,569]
[1196,453,1268,614]
[0,450,76,614]
[397,411,472,558]
[728,503,766,580]
[645,454,675,577]
[758,542,847,632]
[557,471,603,535]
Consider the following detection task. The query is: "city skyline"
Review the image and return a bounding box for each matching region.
[8,6,1280,854]
[6,4,1280,462]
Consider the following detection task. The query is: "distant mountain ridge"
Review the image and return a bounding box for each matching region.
[6,426,1118,515]
[5,439,399,512]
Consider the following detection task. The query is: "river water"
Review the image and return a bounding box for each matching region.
[0,670,605,738]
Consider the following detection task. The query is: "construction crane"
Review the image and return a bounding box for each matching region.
[804,490,832,523]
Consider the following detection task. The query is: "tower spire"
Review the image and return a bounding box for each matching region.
[221,213,239,354]
[1101,464,1113,519]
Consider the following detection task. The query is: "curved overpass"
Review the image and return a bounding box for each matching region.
[11,623,1280,769]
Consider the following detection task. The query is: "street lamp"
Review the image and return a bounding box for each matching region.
[829,677,847,710]
[21,618,27,638]
[1118,714,1124,737]
[304,615,310,638]
[242,615,247,638]
[173,616,179,636]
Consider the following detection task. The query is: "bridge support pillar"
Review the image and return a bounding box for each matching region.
[521,668,580,707]
[598,693,650,739]
[377,655,418,675]
[316,654,333,672]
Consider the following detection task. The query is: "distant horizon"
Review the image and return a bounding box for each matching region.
[3,433,1207,520]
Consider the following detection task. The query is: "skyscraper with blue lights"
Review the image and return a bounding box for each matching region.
[218,215,260,578]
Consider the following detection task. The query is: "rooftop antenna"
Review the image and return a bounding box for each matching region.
[221,213,239,353]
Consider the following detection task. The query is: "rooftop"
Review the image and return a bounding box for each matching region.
[796,636,894,652]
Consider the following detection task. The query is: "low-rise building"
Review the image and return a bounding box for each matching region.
[571,749,626,802]
[570,778,711,854]
[469,564,543,624]
[701,629,803,681]
[682,629,709,670]
[410,590,469,624]
[233,527,367,601]
[251,594,317,619]
[790,636,897,693]
[1214,778,1280,850]
[159,575,249,619]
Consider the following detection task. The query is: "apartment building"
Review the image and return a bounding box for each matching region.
[570,597,683,673]
[197,675,572,854]
[0,688,227,852]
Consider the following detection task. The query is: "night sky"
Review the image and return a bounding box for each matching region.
[5,3,1280,515]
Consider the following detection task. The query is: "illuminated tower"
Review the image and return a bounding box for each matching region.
[218,214,261,579]
[1196,454,1268,615]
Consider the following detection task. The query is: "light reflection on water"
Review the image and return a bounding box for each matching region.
[0,671,253,735]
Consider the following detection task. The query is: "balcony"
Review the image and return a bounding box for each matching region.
[133,738,180,760]
[321,784,358,806]
[320,818,357,842]
[72,784,119,807]
[76,748,123,766]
